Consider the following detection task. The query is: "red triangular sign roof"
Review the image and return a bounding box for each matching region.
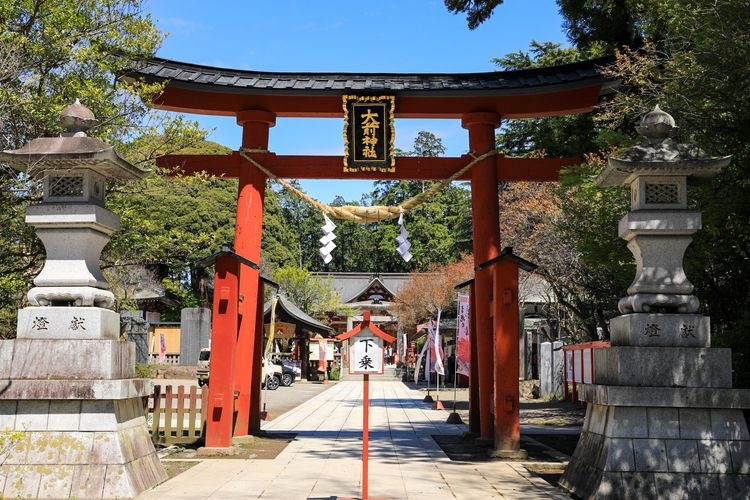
[336,310,395,343]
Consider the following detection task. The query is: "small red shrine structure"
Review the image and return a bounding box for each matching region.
[477,247,537,457]
[123,57,615,451]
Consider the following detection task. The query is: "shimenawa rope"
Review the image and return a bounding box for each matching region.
[239,148,498,223]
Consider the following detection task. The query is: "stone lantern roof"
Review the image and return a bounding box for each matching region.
[597,105,730,187]
[0,99,145,180]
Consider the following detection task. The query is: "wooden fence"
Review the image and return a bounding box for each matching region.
[146,384,208,445]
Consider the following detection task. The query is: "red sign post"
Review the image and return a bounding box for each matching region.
[337,311,395,500]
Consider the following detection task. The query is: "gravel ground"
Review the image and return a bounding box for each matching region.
[407,384,586,428]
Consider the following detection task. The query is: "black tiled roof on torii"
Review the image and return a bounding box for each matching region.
[125,56,616,96]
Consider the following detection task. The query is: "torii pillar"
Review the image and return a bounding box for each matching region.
[462,111,501,441]
[232,109,275,435]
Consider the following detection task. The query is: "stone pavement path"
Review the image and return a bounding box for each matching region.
[137,381,568,499]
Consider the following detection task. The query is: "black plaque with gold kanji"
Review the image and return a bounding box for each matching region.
[343,95,395,173]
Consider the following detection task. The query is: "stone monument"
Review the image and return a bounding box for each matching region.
[560,106,750,498]
[0,100,166,498]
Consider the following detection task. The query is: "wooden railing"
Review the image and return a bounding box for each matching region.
[146,384,208,445]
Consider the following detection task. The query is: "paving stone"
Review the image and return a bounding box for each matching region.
[0,400,17,429]
[80,400,118,431]
[70,465,107,498]
[90,432,126,464]
[603,438,635,472]
[647,407,680,438]
[47,400,81,430]
[679,408,711,439]
[665,439,701,472]
[3,432,30,464]
[16,400,49,430]
[102,464,135,498]
[2,463,42,498]
[717,474,750,500]
[698,440,732,473]
[29,432,62,464]
[604,407,648,439]
[633,438,668,472]
[710,409,750,440]
[728,440,750,473]
[58,431,95,463]
[654,472,721,499]
[619,472,658,499]
[36,464,74,499]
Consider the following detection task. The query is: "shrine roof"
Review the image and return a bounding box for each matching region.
[127,56,613,93]
[264,294,332,335]
[122,56,617,118]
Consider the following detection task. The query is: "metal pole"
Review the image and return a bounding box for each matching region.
[453,327,459,412]
[363,373,369,500]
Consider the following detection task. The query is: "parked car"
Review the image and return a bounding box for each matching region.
[196,348,283,390]
[263,358,283,390]
[280,359,302,387]
[197,348,210,387]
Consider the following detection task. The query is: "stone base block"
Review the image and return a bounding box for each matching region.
[0,339,134,379]
[561,463,750,499]
[560,402,750,499]
[579,384,750,409]
[593,346,732,388]
[17,307,121,340]
[0,397,166,499]
[488,448,528,460]
[610,313,710,347]
[0,379,151,401]
[0,398,149,432]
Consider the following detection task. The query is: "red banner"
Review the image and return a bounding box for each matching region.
[456,294,470,376]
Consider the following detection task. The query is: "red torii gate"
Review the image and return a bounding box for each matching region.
[124,56,614,453]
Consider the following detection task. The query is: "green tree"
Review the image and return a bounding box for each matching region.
[463,0,750,375]
[272,267,341,320]
[446,0,647,50]
[595,0,750,384]
[444,0,505,30]
[0,0,185,337]
[262,186,302,270]
[104,139,238,310]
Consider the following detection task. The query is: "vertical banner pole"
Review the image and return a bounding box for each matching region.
[363,373,369,500]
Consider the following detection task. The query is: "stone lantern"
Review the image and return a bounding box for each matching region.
[0,100,166,498]
[560,106,750,498]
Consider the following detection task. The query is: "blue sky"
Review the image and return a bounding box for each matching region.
[144,0,569,202]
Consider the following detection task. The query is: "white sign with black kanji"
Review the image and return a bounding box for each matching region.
[348,329,384,375]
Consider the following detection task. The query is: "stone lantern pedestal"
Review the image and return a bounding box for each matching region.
[0,101,166,498]
[560,106,750,499]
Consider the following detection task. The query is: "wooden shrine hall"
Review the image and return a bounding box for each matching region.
[123,56,616,454]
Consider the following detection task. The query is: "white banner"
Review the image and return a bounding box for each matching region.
[431,309,445,376]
